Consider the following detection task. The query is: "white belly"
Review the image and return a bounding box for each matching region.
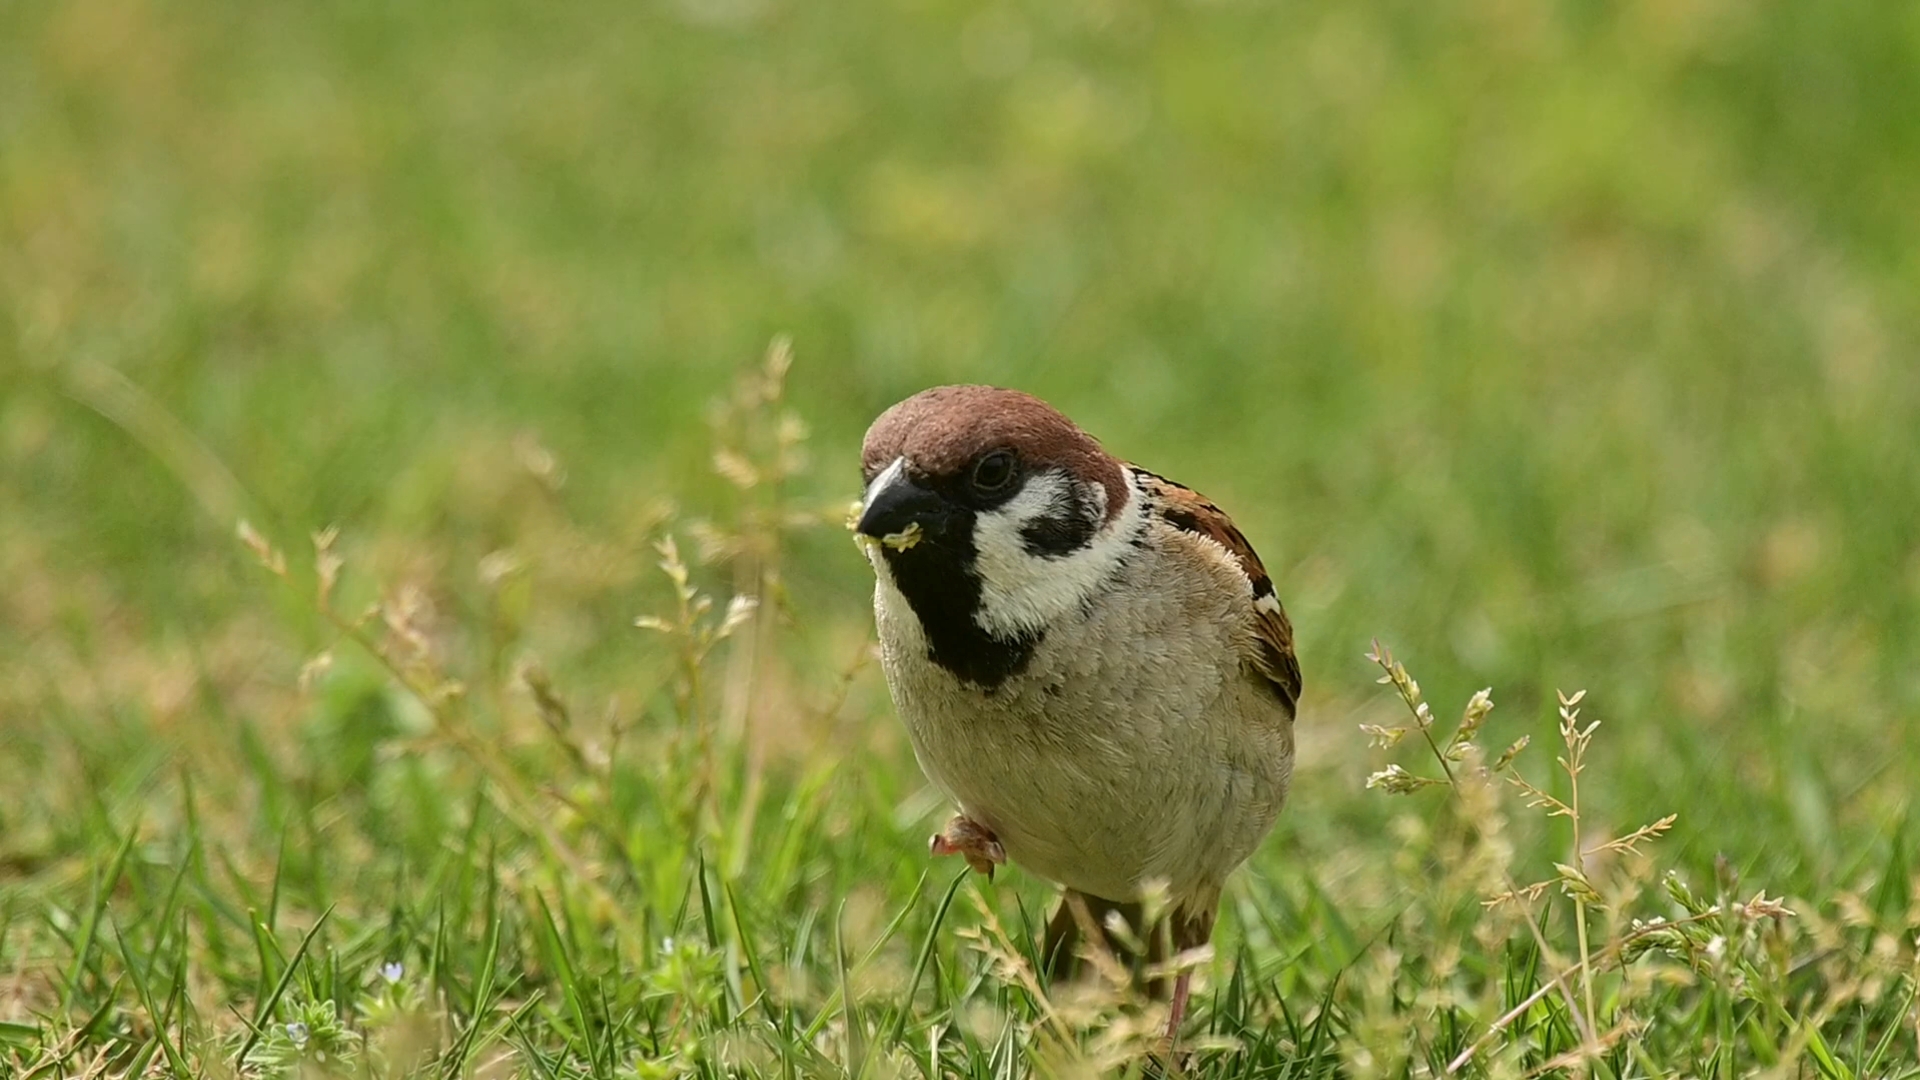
[873,565,1292,902]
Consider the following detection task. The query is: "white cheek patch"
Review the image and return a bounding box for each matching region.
[971,470,1144,640]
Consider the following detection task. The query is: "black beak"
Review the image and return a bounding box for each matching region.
[857,469,946,540]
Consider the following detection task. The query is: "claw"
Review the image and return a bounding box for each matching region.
[929,816,1005,879]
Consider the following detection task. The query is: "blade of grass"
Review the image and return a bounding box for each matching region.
[59,821,139,1011]
[1865,976,1920,1075]
[888,869,968,1043]
[110,917,192,1078]
[235,904,335,1068]
[725,878,782,1027]
[694,852,735,1026]
[440,916,508,1080]
[835,900,865,1078]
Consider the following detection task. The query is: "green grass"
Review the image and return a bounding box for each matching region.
[3,0,1919,1074]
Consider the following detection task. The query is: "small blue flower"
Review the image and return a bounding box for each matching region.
[286,1021,310,1049]
[380,961,404,984]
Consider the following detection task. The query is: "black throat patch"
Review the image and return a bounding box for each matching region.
[880,529,1040,690]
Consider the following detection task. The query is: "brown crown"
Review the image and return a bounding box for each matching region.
[861,386,1126,520]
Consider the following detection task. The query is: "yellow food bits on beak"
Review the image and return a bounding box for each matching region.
[880,521,924,552]
[848,498,923,552]
[848,502,881,553]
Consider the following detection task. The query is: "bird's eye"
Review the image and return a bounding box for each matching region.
[971,451,1017,495]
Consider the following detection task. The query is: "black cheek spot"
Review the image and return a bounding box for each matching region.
[1020,514,1097,556]
[1019,483,1100,557]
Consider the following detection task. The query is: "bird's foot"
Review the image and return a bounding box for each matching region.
[929,816,1006,879]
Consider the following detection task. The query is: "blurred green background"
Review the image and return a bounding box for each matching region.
[4,0,1919,891]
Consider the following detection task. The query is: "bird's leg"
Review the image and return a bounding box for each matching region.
[1044,891,1146,985]
[929,815,1006,879]
[1165,970,1194,1044]
[1163,906,1216,1046]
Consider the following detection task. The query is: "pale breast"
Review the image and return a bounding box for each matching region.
[873,527,1294,902]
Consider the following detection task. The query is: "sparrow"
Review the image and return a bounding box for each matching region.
[852,385,1301,1041]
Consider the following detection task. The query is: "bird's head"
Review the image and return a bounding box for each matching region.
[855,386,1140,650]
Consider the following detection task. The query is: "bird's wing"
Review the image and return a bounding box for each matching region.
[1132,468,1302,716]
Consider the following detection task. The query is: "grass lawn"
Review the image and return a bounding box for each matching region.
[3,0,1919,1074]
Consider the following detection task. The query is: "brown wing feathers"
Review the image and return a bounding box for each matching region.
[1135,470,1302,715]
